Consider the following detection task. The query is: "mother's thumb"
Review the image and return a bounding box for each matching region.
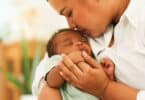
[82,51,101,68]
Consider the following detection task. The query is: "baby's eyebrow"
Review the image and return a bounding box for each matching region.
[81,39,88,42]
[63,38,71,42]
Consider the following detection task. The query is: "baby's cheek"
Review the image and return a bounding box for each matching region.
[68,51,84,64]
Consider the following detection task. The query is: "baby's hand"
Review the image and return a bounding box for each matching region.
[100,58,115,81]
[68,51,84,64]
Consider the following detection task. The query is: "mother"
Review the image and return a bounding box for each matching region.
[36,0,145,100]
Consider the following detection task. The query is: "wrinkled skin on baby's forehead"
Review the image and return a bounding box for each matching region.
[53,30,88,44]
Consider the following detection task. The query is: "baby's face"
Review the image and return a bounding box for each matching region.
[53,31,92,56]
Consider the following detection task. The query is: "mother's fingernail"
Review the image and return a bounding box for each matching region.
[82,51,88,57]
[59,71,63,76]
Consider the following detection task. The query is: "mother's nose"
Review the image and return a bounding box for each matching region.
[67,18,76,29]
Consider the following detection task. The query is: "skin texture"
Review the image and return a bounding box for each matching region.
[41,0,139,100]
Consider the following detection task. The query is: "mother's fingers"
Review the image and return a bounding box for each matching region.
[82,51,101,68]
[62,54,83,77]
[77,62,90,72]
[59,62,78,83]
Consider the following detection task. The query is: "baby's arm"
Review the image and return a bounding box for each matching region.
[38,83,62,100]
[46,65,65,88]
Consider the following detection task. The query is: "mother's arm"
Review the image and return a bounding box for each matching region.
[59,51,139,100]
[102,81,138,100]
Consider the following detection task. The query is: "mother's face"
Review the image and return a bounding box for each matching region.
[49,0,113,38]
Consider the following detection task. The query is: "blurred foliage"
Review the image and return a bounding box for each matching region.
[1,39,45,94]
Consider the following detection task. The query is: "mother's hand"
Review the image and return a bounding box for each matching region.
[59,51,110,97]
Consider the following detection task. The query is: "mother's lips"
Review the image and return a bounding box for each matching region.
[78,28,90,36]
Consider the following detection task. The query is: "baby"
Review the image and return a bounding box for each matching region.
[45,28,115,100]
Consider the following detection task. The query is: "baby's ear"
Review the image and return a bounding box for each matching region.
[68,51,84,64]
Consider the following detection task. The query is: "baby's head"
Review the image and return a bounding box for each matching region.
[47,29,93,57]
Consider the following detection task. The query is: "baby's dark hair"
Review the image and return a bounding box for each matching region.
[46,28,85,57]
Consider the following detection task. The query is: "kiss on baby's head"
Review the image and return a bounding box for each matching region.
[47,28,93,57]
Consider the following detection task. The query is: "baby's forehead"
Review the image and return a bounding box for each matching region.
[59,30,80,35]
[52,30,88,45]
[57,30,85,39]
